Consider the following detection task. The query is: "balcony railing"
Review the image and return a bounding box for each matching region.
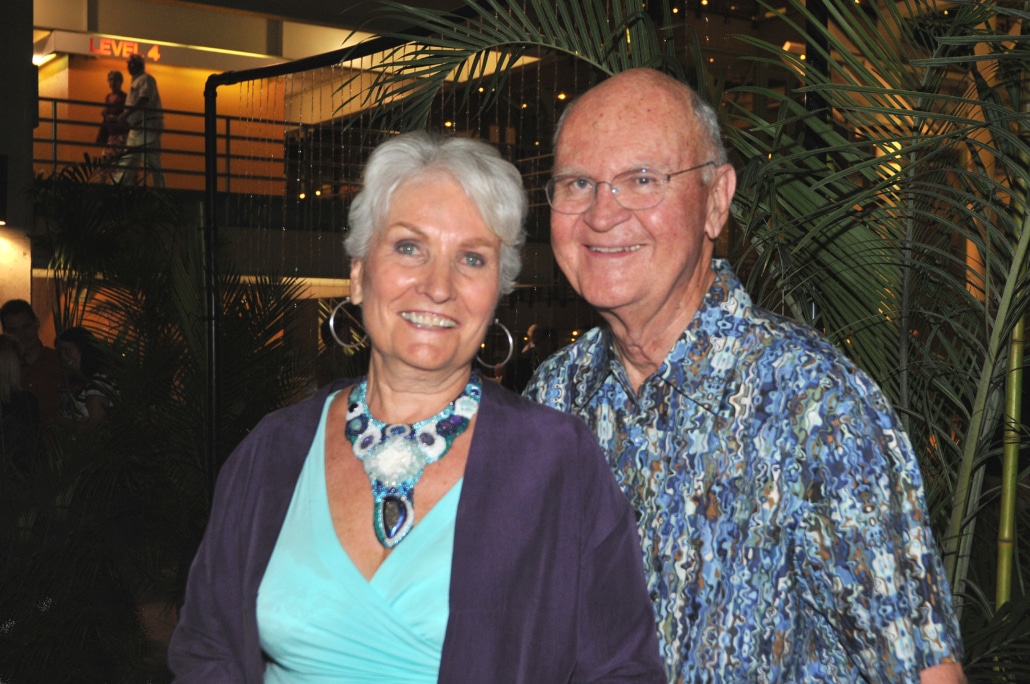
[35,96,289,195]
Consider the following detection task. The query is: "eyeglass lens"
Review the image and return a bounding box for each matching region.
[546,162,713,214]
[547,170,669,213]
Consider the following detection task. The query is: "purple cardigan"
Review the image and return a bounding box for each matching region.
[168,378,663,682]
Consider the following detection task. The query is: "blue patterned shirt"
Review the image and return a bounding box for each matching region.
[524,260,962,683]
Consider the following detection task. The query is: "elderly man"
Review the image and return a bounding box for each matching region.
[524,68,965,683]
[117,53,165,188]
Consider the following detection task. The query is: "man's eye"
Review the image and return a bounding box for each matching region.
[628,173,657,187]
[555,177,592,194]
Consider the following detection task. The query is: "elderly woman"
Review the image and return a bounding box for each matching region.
[168,132,662,682]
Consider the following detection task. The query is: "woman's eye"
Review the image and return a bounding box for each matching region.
[394,241,418,255]
[462,253,486,267]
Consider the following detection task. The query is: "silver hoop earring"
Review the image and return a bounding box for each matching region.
[476,319,514,369]
[328,297,369,351]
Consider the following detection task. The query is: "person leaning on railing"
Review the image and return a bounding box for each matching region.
[115,53,165,188]
[97,69,128,182]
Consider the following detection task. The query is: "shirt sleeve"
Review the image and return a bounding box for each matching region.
[522,349,573,409]
[794,368,963,680]
[569,421,666,682]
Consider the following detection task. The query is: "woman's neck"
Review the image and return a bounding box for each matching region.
[363,362,473,425]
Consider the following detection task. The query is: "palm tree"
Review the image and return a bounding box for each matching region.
[335,0,1030,675]
[0,158,313,682]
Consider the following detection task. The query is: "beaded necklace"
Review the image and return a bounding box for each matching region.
[344,374,482,548]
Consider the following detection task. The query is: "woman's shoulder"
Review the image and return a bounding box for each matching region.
[251,379,351,436]
[479,379,599,449]
[215,381,353,495]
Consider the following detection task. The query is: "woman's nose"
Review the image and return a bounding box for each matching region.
[416,258,455,302]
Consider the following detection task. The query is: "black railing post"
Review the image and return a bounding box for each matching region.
[50,99,58,174]
[202,76,221,500]
[224,117,231,195]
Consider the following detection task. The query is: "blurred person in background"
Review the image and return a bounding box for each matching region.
[0,334,42,477]
[116,54,165,188]
[55,326,117,433]
[0,299,61,429]
[96,69,128,181]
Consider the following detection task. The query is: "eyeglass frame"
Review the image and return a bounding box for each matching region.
[544,161,716,215]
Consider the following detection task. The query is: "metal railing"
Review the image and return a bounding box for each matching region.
[35,96,288,194]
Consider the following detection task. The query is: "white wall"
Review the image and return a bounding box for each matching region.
[282,22,370,60]
[34,0,369,61]
[34,0,86,32]
[95,0,269,54]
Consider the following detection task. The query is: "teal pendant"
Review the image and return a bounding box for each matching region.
[374,493,414,548]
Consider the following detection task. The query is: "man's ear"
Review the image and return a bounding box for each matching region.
[704,164,737,241]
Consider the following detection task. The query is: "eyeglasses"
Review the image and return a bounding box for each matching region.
[545,161,716,214]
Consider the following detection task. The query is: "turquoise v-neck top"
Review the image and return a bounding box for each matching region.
[257,392,462,682]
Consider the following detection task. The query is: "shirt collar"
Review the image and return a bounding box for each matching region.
[571,259,750,414]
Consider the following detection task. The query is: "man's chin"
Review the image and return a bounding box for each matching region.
[583,295,635,318]
[575,280,634,308]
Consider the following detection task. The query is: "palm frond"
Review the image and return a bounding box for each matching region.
[334,0,668,132]
[724,0,1030,625]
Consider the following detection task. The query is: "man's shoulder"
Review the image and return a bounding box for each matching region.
[522,328,605,406]
[727,302,863,379]
[28,345,62,373]
[484,376,590,429]
[543,327,605,371]
[37,345,61,361]
[708,260,857,369]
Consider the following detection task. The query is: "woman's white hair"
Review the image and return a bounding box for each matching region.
[345,131,527,294]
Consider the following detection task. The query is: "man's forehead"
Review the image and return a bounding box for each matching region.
[555,123,692,172]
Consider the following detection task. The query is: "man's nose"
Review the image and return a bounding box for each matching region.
[583,181,630,231]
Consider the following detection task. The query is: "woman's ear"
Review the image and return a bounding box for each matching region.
[349,259,364,305]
